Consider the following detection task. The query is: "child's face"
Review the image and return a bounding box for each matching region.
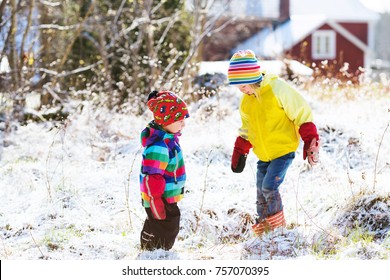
[163,119,186,134]
[237,84,255,95]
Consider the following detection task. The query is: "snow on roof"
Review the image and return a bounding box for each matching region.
[194,0,281,19]
[291,0,379,22]
[198,59,313,76]
[233,15,327,58]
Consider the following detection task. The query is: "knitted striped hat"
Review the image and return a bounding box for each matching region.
[228,50,263,85]
[147,90,189,126]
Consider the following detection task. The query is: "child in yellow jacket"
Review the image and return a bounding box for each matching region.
[228,50,320,235]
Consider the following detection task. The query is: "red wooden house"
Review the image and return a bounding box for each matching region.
[234,0,379,74]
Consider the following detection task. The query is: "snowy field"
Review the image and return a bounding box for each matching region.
[0,81,389,261]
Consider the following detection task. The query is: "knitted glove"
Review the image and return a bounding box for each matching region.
[299,122,320,166]
[231,136,252,173]
[144,174,166,220]
[305,138,320,166]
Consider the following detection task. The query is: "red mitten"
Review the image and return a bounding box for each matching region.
[299,122,320,166]
[305,138,320,166]
[231,136,252,173]
[144,174,166,220]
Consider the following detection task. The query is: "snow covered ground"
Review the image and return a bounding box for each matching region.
[0,81,389,261]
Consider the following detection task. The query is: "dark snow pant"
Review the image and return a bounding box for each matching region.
[256,152,295,220]
[140,202,180,251]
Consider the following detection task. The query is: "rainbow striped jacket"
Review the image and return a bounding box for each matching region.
[139,121,186,207]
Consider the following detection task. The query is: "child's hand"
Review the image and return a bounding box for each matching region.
[304,138,319,166]
[231,136,252,173]
[299,122,319,166]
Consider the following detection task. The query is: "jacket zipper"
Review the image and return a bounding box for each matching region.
[174,150,178,184]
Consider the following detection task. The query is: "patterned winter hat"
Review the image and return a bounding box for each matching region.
[147,90,189,126]
[228,49,263,85]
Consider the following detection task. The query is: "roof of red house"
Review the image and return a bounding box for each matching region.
[291,0,379,21]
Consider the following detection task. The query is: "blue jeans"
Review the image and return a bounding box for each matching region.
[256,152,295,220]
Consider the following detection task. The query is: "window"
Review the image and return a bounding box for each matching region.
[312,30,336,60]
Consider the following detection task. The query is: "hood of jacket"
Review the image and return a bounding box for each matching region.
[141,121,179,147]
[255,71,278,96]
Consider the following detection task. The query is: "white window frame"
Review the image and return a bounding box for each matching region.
[312,30,336,60]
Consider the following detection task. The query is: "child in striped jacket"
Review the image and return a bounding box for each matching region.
[139,90,189,251]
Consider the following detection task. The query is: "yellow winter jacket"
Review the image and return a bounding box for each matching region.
[239,73,313,162]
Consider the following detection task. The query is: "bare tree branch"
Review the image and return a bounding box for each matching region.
[113,0,127,25]
[155,11,181,54]
[9,0,20,87]
[56,0,95,72]
[34,23,79,31]
[178,0,234,76]
[19,0,35,73]
[0,0,7,28]
[39,0,61,7]
[34,58,106,78]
